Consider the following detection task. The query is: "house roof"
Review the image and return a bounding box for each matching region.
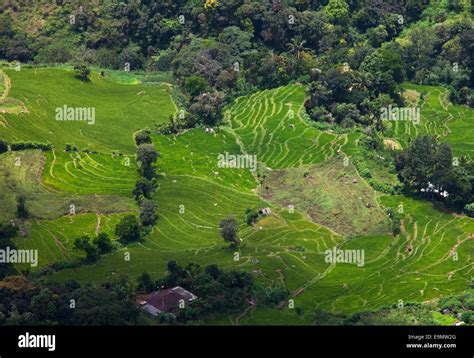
[141,286,197,315]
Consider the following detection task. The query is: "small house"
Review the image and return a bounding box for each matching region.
[259,207,271,216]
[139,286,197,316]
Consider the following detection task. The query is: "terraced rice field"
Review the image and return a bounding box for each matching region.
[228,84,360,168]
[0,67,176,153]
[387,83,474,158]
[1,67,472,324]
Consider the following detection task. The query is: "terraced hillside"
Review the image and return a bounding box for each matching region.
[229,85,360,168]
[386,84,474,158]
[0,67,175,152]
[1,67,472,325]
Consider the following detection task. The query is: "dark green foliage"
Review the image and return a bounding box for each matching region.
[10,141,52,151]
[464,203,474,217]
[136,144,159,179]
[93,233,113,255]
[114,215,141,245]
[133,177,153,200]
[395,136,474,210]
[0,139,8,154]
[64,143,78,152]
[73,235,100,263]
[139,199,157,227]
[134,130,152,146]
[0,275,140,325]
[183,75,209,98]
[137,271,155,293]
[219,216,240,246]
[245,208,259,226]
[386,208,401,236]
[0,223,19,279]
[160,261,254,323]
[188,92,225,126]
[258,283,290,307]
[15,194,29,219]
[73,64,91,82]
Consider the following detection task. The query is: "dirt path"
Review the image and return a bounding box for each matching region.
[49,149,57,178]
[95,212,102,235]
[0,71,11,100]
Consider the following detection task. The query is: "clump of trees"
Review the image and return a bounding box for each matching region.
[0,275,140,325]
[136,144,159,180]
[139,261,254,324]
[16,194,29,219]
[394,136,474,211]
[73,233,114,264]
[114,215,141,245]
[219,216,240,247]
[74,64,91,82]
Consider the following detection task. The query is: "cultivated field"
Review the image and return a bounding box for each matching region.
[0,67,472,324]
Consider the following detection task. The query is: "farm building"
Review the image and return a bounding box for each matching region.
[259,207,272,216]
[139,286,197,316]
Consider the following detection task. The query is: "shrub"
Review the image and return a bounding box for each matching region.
[0,139,8,154]
[245,208,259,225]
[115,215,141,244]
[93,233,113,254]
[464,203,474,218]
[11,141,52,151]
[16,194,29,219]
[134,130,152,146]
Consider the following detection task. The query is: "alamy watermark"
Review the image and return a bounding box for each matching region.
[18,332,55,352]
[324,247,365,267]
[380,105,420,125]
[55,105,95,125]
[217,152,257,172]
[0,247,38,267]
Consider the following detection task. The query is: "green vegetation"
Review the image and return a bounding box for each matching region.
[0,0,473,328]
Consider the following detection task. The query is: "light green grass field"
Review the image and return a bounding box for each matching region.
[262,158,391,237]
[0,68,176,153]
[386,83,474,159]
[1,68,472,325]
[228,84,360,169]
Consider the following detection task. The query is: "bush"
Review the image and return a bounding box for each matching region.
[114,215,141,244]
[134,130,152,146]
[464,203,474,218]
[0,139,8,154]
[64,143,78,152]
[93,233,113,255]
[245,208,259,225]
[11,141,52,151]
[391,217,401,236]
[16,194,29,219]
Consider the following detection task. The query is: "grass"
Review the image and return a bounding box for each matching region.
[228,84,360,169]
[1,68,472,325]
[0,67,176,153]
[0,150,136,222]
[42,149,139,195]
[261,158,391,237]
[15,212,133,269]
[386,83,474,159]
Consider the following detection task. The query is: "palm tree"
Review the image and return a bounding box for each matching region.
[352,71,373,92]
[287,36,309,61]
